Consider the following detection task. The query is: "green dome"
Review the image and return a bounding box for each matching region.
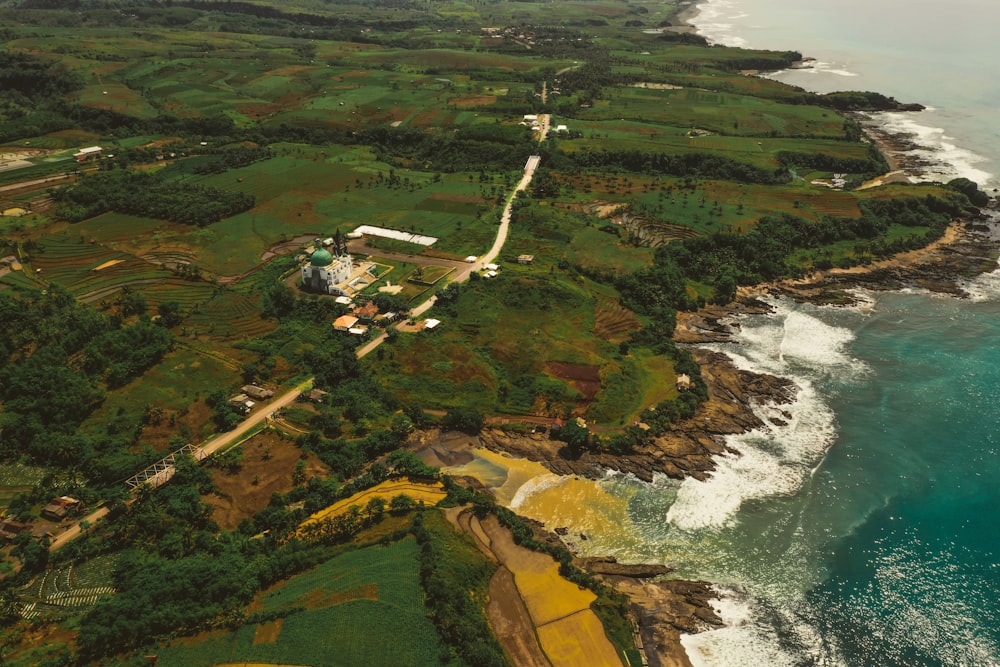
[310,248,334,267]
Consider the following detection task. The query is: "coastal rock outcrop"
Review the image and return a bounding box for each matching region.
[477,349,796,483]
[605,575,723,667]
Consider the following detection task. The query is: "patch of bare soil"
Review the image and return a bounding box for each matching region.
[138,400,213,452]
[301,584,378,610]
[488,567,553,667]
[446,507,553,667]
[546,362,602,401]
[453,95,498,107]
[205,432,330,531]
[253,619,284,645]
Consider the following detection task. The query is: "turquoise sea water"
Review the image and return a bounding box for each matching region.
[666,292,1000,665]
[499,289,1000,664]
[692,0,1000,190]
[638,3,1000,663]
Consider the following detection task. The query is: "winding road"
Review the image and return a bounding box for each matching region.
[48,121,549,553]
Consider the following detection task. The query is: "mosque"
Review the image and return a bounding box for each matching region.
[301,231,353,295]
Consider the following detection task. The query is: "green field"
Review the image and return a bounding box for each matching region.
[152,535,452,667]
[79,346,242,442]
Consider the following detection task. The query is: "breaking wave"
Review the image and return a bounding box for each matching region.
[667,301,865,531]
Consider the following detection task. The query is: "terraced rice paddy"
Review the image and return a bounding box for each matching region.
[31,233,173,302]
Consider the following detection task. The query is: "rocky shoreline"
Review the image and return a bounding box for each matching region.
[477,344,796,483]
[419,209,1000,667]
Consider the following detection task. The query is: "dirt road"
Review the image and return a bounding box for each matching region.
[48,150,545,553]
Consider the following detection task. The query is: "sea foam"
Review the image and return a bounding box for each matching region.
[667,301,864,531]
[864,110,997,189]
[691,0,750,47]
[681,585,832,667]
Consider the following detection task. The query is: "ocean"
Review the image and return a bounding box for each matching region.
[692,0,1000,191]
[450,3,1000,665]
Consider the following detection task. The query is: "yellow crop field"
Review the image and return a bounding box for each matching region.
[514,557,596,626]
[537,611,625,667]
[482,515,624,667]
[297,478,446,533]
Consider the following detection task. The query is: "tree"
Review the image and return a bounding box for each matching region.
[364,496,386,523]
[555,418,593,455]
[157,301,184,327]
[389,493,415,515]
[442,407,485,434]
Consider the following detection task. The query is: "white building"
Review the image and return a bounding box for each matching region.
[302,246,353,295]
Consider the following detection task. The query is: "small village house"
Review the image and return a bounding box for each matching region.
[333,314,359,331]
[0,519,33,542]
[73,146,102,162]
[353,302,379,322]
[41,496,82,522]
[228,394,255,414]
[241,384,274,400]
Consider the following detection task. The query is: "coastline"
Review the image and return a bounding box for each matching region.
[416,3,1000,663]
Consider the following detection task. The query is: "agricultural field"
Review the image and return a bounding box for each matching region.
[368,270,677,425]
[0,463,49,509]
[133,147,509,276]
[574,86,847,138]
[16,553,119,620]
[79,346,243,447]
[151,534,454,667]
[298,478,446,535]
[559,116,872,170]
[465,512,624,667]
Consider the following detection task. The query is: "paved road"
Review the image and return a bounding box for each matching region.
[49,379,312,552]
[0,173,72,194]
[48,150,546,553]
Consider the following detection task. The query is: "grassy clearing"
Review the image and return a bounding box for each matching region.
[369,267,670,423]
[79,347,240,439]
[576,86,846,139]
[560,117,869,169]
[564,225,654,274]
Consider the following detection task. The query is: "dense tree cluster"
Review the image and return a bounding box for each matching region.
[54,170,255,226]
[617,193,967,328]
[192,145,274,175]
[410,511,508,667]
[0,288,172,473]
[572,149,790,184]
[776,147,888,175]
[0,51,81,107]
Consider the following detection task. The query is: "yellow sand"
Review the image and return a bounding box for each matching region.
[297,478,445,533]
[450,447,641,553]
